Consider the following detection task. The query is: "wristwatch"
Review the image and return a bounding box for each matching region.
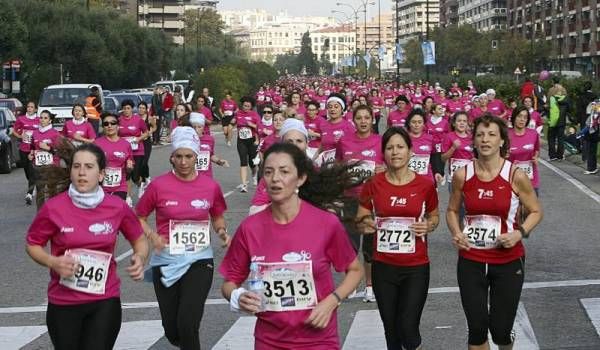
[518,226,529,239]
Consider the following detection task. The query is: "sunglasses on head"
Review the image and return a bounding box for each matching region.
[102,121,118,126]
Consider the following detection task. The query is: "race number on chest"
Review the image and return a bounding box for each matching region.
[259,261,318,312]
[463,215,501,249]
[169,220,210,255]
[376,217,416,254]
[60,249,112,295]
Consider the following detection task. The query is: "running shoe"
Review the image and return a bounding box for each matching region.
[126,196,133,207]
[227,141,232,147]
[363,286,376,303]
[240,184,248,193]
[138,181,146,199]
[584,168,598,175]
[25,193,33,206]
[252,175,258,186]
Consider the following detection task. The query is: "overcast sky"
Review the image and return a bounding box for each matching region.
[218,0,394,19]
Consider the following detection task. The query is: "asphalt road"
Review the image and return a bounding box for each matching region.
[1,125,599,350]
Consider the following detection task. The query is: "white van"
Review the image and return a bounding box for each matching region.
[38,84,104,127]
[153,80,188,93]
[549,70,583,79]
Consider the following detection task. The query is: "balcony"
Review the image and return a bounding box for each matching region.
[567,0,575,11]
[569,44,576,54]
[582,43,589,52]
[568,23,576,32]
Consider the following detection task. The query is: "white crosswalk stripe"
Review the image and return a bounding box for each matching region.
[114,320,164,350]
[490,302,539,350]
[0,325,47,350]
[342,310,385,349]
[212,317,256,349]
[581,298,600,337]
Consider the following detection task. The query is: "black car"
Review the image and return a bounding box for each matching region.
[0,107,21,173]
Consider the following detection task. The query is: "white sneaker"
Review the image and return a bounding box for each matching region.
[138,181,146,199]
[584,169,598,175]
[25,193,33,206]
[363,286,376,303]
[226,141,232,147]
[126,196,133,207]
[252,175,258,186]
[240,184,248,193]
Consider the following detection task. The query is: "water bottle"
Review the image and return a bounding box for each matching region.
[247,262,265,312]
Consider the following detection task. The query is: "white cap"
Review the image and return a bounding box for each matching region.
[479,93,488,99]
[279,118,308,140]
[189,112,206,126]
[486,88,496,95]
[171,126,201,156]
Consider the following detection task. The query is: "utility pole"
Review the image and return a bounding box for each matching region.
[425,0,430,82]
[395,0,400,82]
[364,4,367,79]
[378,0,381,79]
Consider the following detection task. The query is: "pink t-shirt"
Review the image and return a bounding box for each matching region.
[369,96,384,116]
[251,178,270,206]
[220,99,238,114]
[487,99,506,117]
[14,115,40,152]
[441,131,474,160]
[235,110,261,139]
[259,133,279,153]
[61,120,96,143]
[410,133,435,181]
[319,119,356,151]
[508,128,540,188]
[26,192,143,305]
[31,128,62,166]
[94,136,133,193]
[198,106,213,135]
[258,120,275,139]
[383,91,396,107]
[468,107,488,124]
[219,201,357,350]
[336,133,384,196]
[136,171,227,242]
[118,114,148,156]
[304,116,323,148]
[425,116,450,152]
[528,110,543,131]
[387,109,410,128]
[446,99,465,115]
[198,134,215,178]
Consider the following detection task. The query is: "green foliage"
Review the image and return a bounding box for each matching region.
[297,32,318,75]
[193,66,249,106]
[0,1,27,62]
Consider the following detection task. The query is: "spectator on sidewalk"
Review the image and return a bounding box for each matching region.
[547,78,570,161]
[576,82,596,163]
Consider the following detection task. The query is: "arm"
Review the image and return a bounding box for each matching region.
[410,208,439,237]
[446,168,470,250]
[355,204,376,234]
[441,140,459,162]
[26,244,78,278]
[211,214,231,247]
[211,154,229,167]
[138,216,166,253]
[125,236,148,281]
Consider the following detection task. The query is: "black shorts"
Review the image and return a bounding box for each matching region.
[221,115,234,126]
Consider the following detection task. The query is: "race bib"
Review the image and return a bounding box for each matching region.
[315,149,336,167]
[408,154,430,175]
[103,167,122,188]
[385,98,393,105]
[319,102,326,110]
[168,220,210,255]
[257,95,265,101]
[349,159,376,179]
[126,137,139,151]
[259,261,318,312]
[34,151,54,166]
[224,110,233,117]
[449,158,470,178]
[239,127,253,140]
[435,143,442,152]
[376,217,416,254]
[60,249,112,295]
[463,215,501,249]
[515,160,534,179]
[23,131,33,144]
[195,150,210,171]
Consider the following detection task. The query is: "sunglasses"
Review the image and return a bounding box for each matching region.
[263,110,273,114]
[102,121,118,126]
[307,108,318,111]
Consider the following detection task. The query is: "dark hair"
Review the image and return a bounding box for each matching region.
[381,127,412,155]
[262,104,274,113]
[521,96,533,104]
[472,114,510,158]
[240,96,256,107]
[405,109,427,129]
[224,89,232,96]
[423,96,434,107]
[120,99,135,109]
[26,100,37,108]
[138,101,148,110]
[305,100,319,111]
[353,105,373,121]
[395,95,409,104]
[262,143,363,218]
[71,103,86,117]
[450,111,469,131]
[510,106,531,128]
[583,81,592,91]
[39,109,56,121]
[176,103,191,114]
[71,143,106,171]
[100,112,119,121]
[328,92,347,111]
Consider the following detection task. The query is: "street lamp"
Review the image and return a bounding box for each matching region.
[337,1,374,79]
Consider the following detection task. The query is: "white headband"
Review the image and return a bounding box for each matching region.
[189,112,206,126]
[326,96,346,111]
[171,126,201,156]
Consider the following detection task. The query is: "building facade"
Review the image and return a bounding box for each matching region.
[457,0,507,31]
[507,0,600,76]
[312,26,357,66]
[440,0,460,26]
[393,0,441,40]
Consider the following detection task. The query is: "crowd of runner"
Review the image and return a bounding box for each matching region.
[13,75,560,349]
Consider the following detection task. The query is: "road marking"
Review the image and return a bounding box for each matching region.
[0,325,47,349]
[540,158,600,204]
[224,190,234,198]
[342,310,385,350]
[212,316,256,349]
[490,302,539,350]
[581,298,600,337]
[3,279,600,314]
[114,320,164,350]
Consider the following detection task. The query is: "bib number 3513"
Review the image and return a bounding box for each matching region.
[260,261,317,312]
[59,249,112,295]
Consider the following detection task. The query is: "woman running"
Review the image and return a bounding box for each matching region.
[26,143,147,350]
[138,101,157,198]
[405,110,441,183]
[220,90,238,147]
[356,127,439,350]
[12,101,39,205]
[447,114,542,350]
[315,94,356,165]
[94,113,133,200]
[387,95,411,129]
[188,112,229,178]
[137,126,230,350]
[220,142,363,350]
[118,99,149,206]
[61,104,95,147]
[508,107,540,196]
[232,96,261,192]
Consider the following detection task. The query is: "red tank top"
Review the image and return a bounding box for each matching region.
[461,160,524,264]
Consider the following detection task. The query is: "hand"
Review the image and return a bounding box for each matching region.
[219,233,231,248]
[219,159,230,167]
[304,296,337,329]
[126,253,145,281]
[239,291,262,314]
[452,139,461,148]
[497,231,522,249]
[452,232,471,251]
[126,159,134,170]
[435,173,444,184]
[410,219,431,237]
[356,216,376,234]
[48,254,79,278]
[532,157,538,165]
[149,232,166,254]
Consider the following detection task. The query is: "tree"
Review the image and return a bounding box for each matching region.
[0,1,27,63]
[193,66,249,107]
[297,31,318,75]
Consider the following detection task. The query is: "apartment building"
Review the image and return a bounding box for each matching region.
[392,0,440,40]
[312,26,357,66]
[457,0,507,31]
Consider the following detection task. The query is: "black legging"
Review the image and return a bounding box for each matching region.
[457,256,525,346]
[152,259,213,349]
[237,137,258,167]
[547,125,565,159]
[128,155,145,184]
[141,138,153,180]
[20,150,35,195]
[372,261,430,350]
[46,297,121,350]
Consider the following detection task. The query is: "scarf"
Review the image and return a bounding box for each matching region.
[72,118,85,125]
[39,124,53,133]
[68,183,105,209]
[26,113,37,120]
[261,116,273,127]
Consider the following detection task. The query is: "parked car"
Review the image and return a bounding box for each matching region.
[103,96,119,115]
[0,107,20,173]
[38,84,104,128]
[0,98,23,115]
[107,93,143,113]
[138,91,153,110]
